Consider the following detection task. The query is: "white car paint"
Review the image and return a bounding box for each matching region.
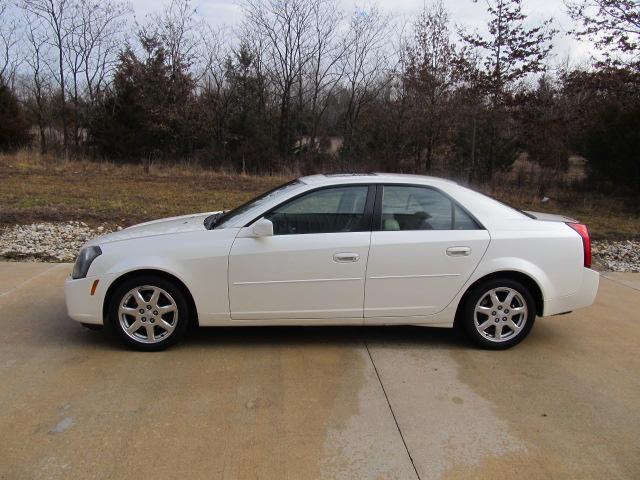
[364,229,490,318]
[229,230,371,320]
[65,173,599,330]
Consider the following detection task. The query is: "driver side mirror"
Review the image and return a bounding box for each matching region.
[252,217,274,237]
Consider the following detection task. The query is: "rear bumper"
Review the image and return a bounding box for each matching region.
[543,268,599,316]
[65,273,116,325]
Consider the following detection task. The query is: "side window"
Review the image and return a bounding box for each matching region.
[265,186,369,235]
[453,204,479,230]
[381,186,479,231]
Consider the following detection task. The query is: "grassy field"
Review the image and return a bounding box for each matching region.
[1,151,638,240]
[0,151,287,228]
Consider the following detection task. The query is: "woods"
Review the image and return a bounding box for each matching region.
[0,0,639,193]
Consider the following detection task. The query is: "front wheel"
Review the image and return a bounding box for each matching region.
[460,278,536,350]
[108,275,190,351]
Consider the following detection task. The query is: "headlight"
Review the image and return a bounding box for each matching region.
[72,246,102,279]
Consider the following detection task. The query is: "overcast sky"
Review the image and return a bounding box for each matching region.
[130,0,593,66]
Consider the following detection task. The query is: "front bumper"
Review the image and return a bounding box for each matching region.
[543,267,600,316]
[65,273,117,325]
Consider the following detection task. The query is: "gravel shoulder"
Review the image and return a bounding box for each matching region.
[0,222,118,263]
[2,221,639,272]
[591,240,640,272]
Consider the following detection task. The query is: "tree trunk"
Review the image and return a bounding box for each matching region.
[73,90,80,153]
[278,89,290,161]
[468,115,476,183]
[57,39,68,156]
[39,125,46,154]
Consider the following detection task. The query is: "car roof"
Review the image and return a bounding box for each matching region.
[299,173,458,188]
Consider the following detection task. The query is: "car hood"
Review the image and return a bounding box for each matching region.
[86,212,220,246]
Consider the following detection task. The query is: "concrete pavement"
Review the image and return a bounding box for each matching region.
[0,262,639,479]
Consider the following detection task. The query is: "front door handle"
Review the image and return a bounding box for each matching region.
[446,246,471,257]
[333,252,360,263]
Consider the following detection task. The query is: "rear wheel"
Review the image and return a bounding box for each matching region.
[108,275,190,351]
[460,278,536,349]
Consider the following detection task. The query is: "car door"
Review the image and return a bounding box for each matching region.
[228,185,374,320]
[364,184,490,320]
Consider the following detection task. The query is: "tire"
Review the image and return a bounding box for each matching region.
[108,275,190,351]
[459,278,536,350]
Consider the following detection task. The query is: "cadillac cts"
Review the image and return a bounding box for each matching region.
[65,173,599,351]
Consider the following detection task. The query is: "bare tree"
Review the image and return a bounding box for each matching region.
[198,25,234,164]
[304,0,347,158]
[22,0,72,153]
[78,0,129,104]
[64,4,84,149]
[566,0,639,67]
[0,1,22,88]
[340,5,392,159]
[147,0,204,161]
[24,12,53,152]
[64,0,128,148]
[196,24,228,89]
[404,1,461,171]
[243,0,316,160]
[152,0,201,77]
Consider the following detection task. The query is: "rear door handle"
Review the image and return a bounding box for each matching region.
[333,252,360,263]
[446,246,471,257]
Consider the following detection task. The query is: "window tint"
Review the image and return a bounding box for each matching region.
[381,186,478,231]
[266,186,369,235]
[453,204,479,230]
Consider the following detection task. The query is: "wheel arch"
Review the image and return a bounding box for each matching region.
[102,269,199,326]
[454,270,544,326]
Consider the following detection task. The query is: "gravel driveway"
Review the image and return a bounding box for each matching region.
[1,221,639,272]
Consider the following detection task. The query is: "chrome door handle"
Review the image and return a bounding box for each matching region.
[446,246,471,257]
[333,252,360,263]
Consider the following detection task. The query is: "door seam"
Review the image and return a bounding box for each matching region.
[361,230,373,324]
[227,228,244,319]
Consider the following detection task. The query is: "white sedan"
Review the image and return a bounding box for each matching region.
[65,173,599,351]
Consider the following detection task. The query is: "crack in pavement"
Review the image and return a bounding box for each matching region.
[600,273,640,292]
[364,334,422,480]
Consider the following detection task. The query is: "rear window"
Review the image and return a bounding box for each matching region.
[473,191,534,219]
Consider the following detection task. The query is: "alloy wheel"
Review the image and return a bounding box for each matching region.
[118,285,179,344]
[473,287,528,342]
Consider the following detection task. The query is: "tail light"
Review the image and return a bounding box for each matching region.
[566,223,591,268]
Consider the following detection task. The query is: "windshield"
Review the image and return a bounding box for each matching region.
[210,180,303,229]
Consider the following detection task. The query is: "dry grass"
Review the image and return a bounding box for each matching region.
[1,150,638,240]
[486,157,640,240]
[0,150,289,229]
[483,184,640,241]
